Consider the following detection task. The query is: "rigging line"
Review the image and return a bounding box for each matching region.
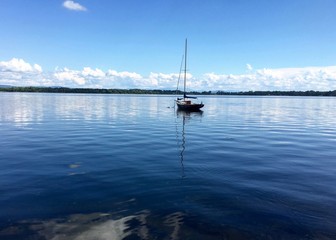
[174,54,184,108]
[184,38,187,98]
[176,54,184,95]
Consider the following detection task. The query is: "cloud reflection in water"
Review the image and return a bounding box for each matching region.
[1,210,192,240]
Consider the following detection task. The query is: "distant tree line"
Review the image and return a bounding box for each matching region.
[0,86,182,95]
[1,86,336,96]
[216,90,336,96]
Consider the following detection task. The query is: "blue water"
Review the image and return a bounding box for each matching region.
[0,93,336,239]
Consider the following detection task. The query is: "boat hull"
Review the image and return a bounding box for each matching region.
[176,102,204,111]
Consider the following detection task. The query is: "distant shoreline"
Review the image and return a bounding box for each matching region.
[0,86,336,96]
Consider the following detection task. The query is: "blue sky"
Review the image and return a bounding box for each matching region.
[1,0,336,91]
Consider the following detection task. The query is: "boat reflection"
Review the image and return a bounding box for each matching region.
[175,109,203,178]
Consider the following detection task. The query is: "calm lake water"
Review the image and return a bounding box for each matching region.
[0,92,336,239]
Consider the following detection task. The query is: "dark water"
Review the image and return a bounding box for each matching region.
[0,93,336,239]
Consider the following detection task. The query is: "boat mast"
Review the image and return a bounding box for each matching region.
[184,38,187,99]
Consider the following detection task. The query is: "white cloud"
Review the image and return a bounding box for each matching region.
[63,0,87,11]
[82,67,105,78]
[107,70,142,79]
[201,66,336,91]
[246,63,253,71]
[148,72,181,89]
[0,58,42,72]
[54,68,86,85]
[33,64,43,72]
[1,58,336,91]
[0,58,45,87]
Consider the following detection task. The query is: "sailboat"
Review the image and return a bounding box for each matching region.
[176,39,204,111]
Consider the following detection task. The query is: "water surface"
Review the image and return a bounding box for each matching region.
[0,93,336,239]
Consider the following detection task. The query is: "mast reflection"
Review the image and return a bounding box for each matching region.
[175,109,203,178]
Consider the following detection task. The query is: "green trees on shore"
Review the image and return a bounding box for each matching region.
[216,90,336,96]
[0,87,181,95]
[0,86,335,96]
